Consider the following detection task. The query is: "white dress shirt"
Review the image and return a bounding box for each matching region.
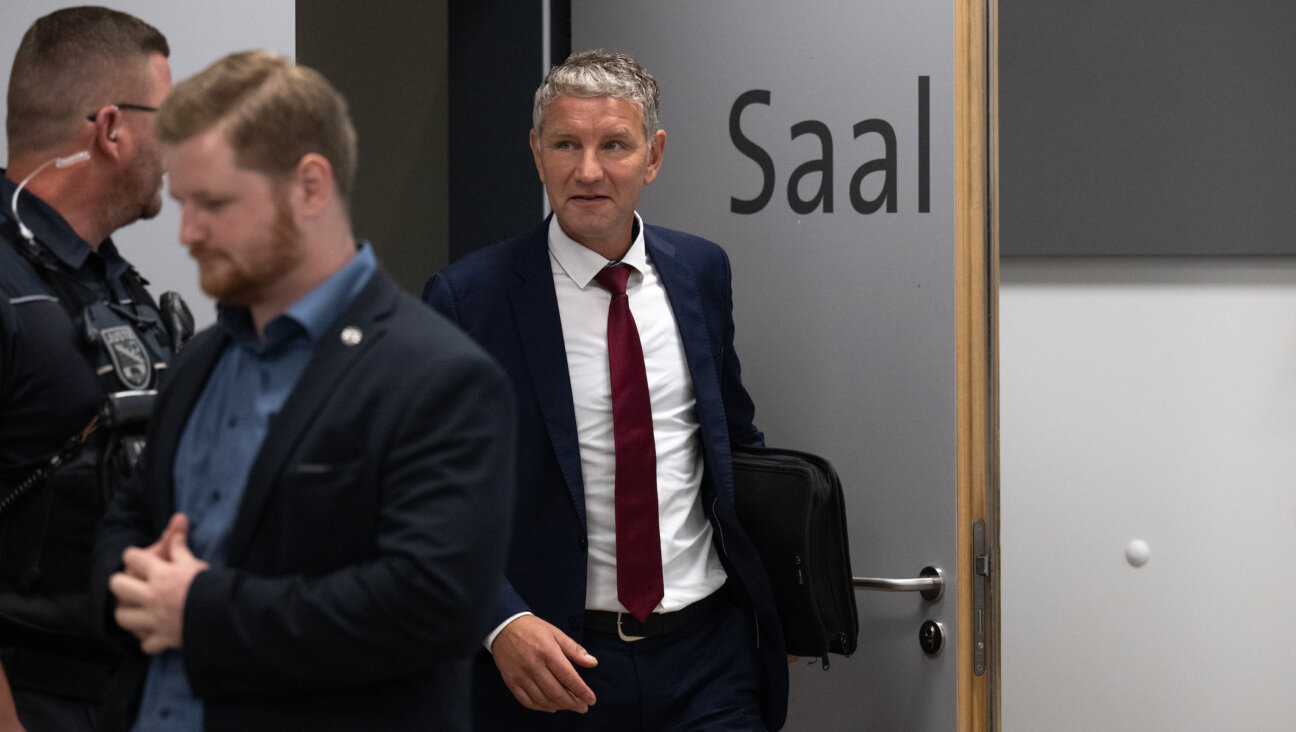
[486,214,728,651]
[548,213,728,615]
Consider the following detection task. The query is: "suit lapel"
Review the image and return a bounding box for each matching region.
[647,229,734,509]
[646,230,724,420]
[508,228,587,525]
[223,271,397,566]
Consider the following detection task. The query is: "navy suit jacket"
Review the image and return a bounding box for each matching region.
[91,269,517,731]
[423,221,788,730]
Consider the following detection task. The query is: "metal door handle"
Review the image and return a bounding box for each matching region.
[853,566,943,602]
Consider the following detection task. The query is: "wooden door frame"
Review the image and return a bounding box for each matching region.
[956,0,999,729]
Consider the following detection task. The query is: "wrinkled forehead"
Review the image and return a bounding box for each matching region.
[540,92,647,134]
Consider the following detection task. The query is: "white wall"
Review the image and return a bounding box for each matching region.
[2,0,296,329]
[1000,257,1296,730]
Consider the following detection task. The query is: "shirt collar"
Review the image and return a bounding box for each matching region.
[547,212,648,289]
[217,240,378,349]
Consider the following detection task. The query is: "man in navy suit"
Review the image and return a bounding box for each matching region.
[424,50,788,731]
[91,51,515,731]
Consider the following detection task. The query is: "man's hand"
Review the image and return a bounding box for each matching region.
[131,512,191,568]
[0,664,27,732]
[109,513,209,654]
[490,614,599,714]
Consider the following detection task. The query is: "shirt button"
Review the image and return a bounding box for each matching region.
[577,536,588,551]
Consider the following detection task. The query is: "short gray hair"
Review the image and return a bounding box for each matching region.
[532,49,660,142]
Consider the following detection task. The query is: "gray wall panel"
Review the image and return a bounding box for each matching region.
[1001,1,1296,256]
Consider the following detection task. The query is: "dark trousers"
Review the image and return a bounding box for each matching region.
[2,640,114,732]
[474,600,766,732]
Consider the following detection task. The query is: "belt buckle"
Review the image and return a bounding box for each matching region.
[616,613,646,642]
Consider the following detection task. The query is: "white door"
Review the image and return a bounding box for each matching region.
[1000,260,1296,730]
[572,2,995,729]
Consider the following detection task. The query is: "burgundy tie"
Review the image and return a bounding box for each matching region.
[593,264,664,622]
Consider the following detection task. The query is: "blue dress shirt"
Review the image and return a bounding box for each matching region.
[129,242,377,732]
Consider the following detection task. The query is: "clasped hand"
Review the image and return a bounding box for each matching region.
[108,513,209,654]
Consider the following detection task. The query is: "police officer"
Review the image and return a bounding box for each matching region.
[0,8,187,730]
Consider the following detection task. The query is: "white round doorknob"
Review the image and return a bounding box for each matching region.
[1125,539,1151,568]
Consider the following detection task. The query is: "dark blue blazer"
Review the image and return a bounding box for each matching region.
[91,269,517,731]
[423,221,789,730]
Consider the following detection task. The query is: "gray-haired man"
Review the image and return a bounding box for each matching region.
[425,49,790,731]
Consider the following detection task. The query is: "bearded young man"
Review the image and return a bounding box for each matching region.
[90,50,516,732]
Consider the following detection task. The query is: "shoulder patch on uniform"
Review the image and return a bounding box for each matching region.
[101,325,152,390]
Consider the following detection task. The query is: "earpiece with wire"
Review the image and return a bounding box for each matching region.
[56,151,90,167]
[10,150,91,242]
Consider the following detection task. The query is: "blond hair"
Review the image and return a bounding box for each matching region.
[156,50,358,203]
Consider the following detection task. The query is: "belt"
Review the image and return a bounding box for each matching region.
[584,587,729,641]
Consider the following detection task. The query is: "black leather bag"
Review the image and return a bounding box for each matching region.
[731,446,858,665]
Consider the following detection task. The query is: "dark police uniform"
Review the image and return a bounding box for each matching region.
[1,169,176,713]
